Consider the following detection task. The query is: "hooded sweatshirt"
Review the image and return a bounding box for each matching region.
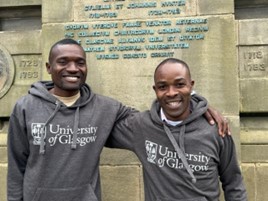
[107,94,247,201]
[7,81,134,201]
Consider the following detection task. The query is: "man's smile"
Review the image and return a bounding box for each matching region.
[63,75,80,82]
[166,100,182,109]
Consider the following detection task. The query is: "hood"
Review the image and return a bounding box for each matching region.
[150,94,208,183]
[29,81,93,108]
[29,81,94,154]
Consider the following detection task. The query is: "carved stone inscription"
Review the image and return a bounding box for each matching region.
[66,0,206,60]
[239,46,268,78]
[64,18,209,60]
[0,44,15,98]
[85,1,184,18]
[13,55,42,85]
[74,0,194,21]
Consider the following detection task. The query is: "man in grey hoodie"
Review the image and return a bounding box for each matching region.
[108,58,247,201]
[7,39,230,201]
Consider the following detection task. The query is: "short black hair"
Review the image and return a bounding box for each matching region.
[154,58,191,82]
[48,38,83,63]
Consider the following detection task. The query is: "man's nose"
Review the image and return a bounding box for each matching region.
[166,86,178,97]
[66,62,79,71]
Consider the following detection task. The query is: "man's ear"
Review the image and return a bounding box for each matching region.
[190,80,195,92]
[46,62,51,74]
[153,85,156,91]
[191,80,195,87]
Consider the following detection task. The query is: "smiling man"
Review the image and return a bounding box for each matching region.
[7,39,136,201]
[46,41,87,96]
[108,58,247,201]
[153,59,194,122]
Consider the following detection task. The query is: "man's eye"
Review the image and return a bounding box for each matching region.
[76,60,86,66]
[176,83,186,88]
[77,62,85,66]
[158,85,166,90]
[58,60,67,65]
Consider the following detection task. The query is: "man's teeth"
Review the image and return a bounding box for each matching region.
[169,102,179,106]
[65,76,78,81]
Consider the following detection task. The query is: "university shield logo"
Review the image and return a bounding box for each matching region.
[31,123,46,145]
[145,140,158,164]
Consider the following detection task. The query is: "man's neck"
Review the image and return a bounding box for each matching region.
[53,92,81,107]
[160,108,182,126]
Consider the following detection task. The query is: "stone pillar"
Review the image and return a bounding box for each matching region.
[237,2,268,199]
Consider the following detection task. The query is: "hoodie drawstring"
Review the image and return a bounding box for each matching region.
[163,124,197,183]
[39,101,61,154]
[71,107,80,150]
[179,125,186,153]
[39,101,81,154]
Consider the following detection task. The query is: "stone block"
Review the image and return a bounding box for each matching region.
[241,145,268,163]
[0,132,7,142]
[238,46,268,79]
[235,7,268,20]
[0,85,31,117]
[238,44,268,113]
[236,0,268,7]
[100,165,142,201]
[73,0,197,22]
[0,31,42,117]
[42,0,74,23]
[241,164,256,201]
[239,19,268,45]
[0,133,7,164]
[0,164,7,201]
[240,79,268,112]
[256,164,268,201]
[100,148,140,165]
[0,120,8,134]
[241,130,268,144]
[198,0,234,15]
[241,116,268,130]
[240,116,268,145]
[12,55,42,86]
[0,0,41,7]
[0,31,41,54]
[0,147,7,164]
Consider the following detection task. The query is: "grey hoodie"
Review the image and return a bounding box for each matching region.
[7,81,134,201]
[107,94,247,201]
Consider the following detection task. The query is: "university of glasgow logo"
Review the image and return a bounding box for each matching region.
[145,140,158,164]
[31,123,46,145]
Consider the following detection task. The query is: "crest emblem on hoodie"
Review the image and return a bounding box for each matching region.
[31,123,46,145]
[145,140,158,164]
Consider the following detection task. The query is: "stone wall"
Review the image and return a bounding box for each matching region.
[0,0,267,200]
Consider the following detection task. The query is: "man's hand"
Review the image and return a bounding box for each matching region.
[204,106,231,137]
